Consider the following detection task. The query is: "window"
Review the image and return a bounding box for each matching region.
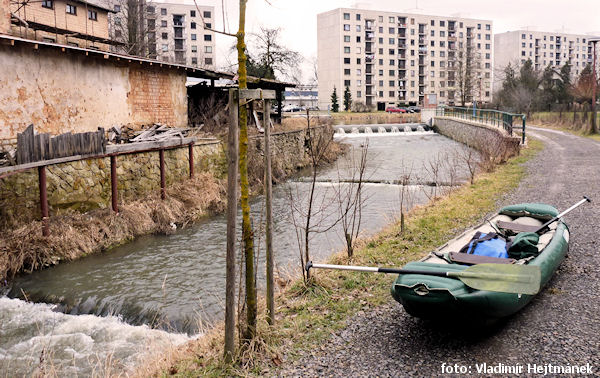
[389,58,395,64]
[190,10,196,17]
[343,12,350,20]
[389,27,395,34]
[379,37,384,44]
[411,29,415,35]
[430,61,435,67]
[485,34,490,40]
[344,24,350,31]
[477,23,481,30]
[521,51,526,56]
[356,14,361,21]
[191,22,196,29]
[522,42,526,48]
[389,70,395,76]
[162,44,168,52]
[344,80,351,86]
[344,58,350,64]
[379,26,383,33]
[379,80,384,86]
[389,80,395,87]
[439,51,445,57]
[379,91,384,97]
[162,32,168,39]
[113,4,120,12]
[114,17,121,26]
[357,91,362,98]
[378,58,383,65]
[205,57,213,65]
[486,24,490,30]
[389,16,394,23]
[191,34,197,40]
[161,20,167,27]
[147,6,155,13]
[379,69,384,76]
[356,25,361,32]
[430,51,435,57]
[344,35,350,42]
[378,16,383,22]
[440,41,445,47]
[357,69,362,75]
[191,45,197,52]
[357,80,362,86]
[485,53,490,59]
[430,41,434,47]
[205,23,211,28]
[42,0,53,9]
[191,57,198,65]
[430,30,434,37]
[389,38,395,44]
[344,69,351,75]
[203,34,211,41]
[389,91,395,97]
[344,46,351,53]
[430,81,435,87]
[378,48,383,54]
[485,62,490,69]
[205,46,212,53]
[440,20,445,27]
[356,58,361,64]
[161,8,166,15]
[485,43,490,49]
[440,91,445,97]
[203,11,211,18]
[430,71,435,77]
[356,36,361,42]
[477,33,481,40]
[389,49,395,55]
[66,4,76,15]
[430,20,434,26]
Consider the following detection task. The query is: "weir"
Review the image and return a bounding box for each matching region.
[335,123,432,134]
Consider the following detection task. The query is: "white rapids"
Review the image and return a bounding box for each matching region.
[0,297,191,376]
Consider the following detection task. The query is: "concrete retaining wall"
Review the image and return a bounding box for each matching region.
[433,116,521,158]
[0,126,332,228]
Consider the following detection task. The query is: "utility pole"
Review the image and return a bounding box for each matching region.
[590,38,599,134]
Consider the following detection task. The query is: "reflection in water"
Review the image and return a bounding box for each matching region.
[7,133,472,334]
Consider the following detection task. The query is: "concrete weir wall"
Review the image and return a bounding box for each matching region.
[433,116,521,159]
[0,126,332,228]
[0,43,187,148]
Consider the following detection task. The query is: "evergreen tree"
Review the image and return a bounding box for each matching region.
[556,61,573,107]
[331,86,339,112]
[343,85,352,111]
[539,64,557,110]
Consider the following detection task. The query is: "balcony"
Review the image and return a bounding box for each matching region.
[418,47,427,55]
[398,23,407,28]
[418,37,426,44]
[448,36,457,42]
[398,43,406,49]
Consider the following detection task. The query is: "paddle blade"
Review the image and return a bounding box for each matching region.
[450,264,541,295]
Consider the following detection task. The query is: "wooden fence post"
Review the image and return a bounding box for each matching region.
[110,155,118,213]
[159,149,166,200]
[224,88,239,360]
[264,98,275,325]
[189,142,195,178]
[38,166,49,236]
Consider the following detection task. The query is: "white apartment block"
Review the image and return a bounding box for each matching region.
[146,1,215,68]
[494,30,598,91]
[317,8,494,110]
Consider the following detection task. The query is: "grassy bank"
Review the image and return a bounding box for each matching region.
[144,138,544,376]
[530,112,600,142]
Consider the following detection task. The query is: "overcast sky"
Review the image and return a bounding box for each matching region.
[162,0,600,80]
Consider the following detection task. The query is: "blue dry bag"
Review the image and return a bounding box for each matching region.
[458,232,509,259]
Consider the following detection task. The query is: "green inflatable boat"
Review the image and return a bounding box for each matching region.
[391,203,569,322]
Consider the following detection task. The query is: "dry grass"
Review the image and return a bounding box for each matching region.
[0,173,226,282]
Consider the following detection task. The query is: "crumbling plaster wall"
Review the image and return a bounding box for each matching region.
[0,44,188,147]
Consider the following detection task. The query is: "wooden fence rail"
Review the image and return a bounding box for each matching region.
[16,124,106,164]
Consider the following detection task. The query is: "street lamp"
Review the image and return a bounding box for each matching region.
[589,38,600,134]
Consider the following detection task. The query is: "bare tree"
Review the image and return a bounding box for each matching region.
[397,160,414,235]
[454,42,481,106]
[335,141,369,258]
[109,0,149,56]
[247,27,303,82]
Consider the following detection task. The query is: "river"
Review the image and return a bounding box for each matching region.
[1,129,475,376]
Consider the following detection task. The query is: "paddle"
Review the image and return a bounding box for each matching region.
[305,261,541,295]
[533,196,591,234]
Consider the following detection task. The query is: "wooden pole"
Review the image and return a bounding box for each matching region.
[159,149,166,200]
[263,98,275,325]
[38,166,49,236]
[110,155,118,212]
[224,88,239,361]
[188,142,195,178]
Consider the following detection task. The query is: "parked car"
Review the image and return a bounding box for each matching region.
[407,106,421,113]
[385,106,407,113]
[282,105,302,112]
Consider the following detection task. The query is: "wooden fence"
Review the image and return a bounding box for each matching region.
[16,124,106,164]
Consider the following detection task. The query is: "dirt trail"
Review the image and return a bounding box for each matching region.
[276,127,600,377]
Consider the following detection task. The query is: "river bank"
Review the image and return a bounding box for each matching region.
[0,124,341,282]
[141,139,543,376]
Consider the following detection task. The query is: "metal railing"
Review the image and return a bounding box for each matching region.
[436,106,526,143]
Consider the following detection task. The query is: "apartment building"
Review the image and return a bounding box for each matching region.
[8,0,117,50]
[317,8,494,110]
[494,30,598,90]
[144,1,215,68]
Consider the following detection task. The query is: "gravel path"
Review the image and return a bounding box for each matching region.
[276,128,600,377]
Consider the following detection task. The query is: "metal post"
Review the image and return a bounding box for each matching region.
[263,98,274,325]
[159,149,166,200]
[38,166,49,236]
[522,116,527,144]
[110,155,118,213]
[188,142,194,178]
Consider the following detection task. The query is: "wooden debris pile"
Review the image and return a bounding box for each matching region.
[108,124,193,144]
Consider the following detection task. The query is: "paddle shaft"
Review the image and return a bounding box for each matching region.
[534,196,591,234]
[307,262,533,283]
[308,262,449,278]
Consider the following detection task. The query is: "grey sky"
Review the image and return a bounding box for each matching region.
[169,0,600,80]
